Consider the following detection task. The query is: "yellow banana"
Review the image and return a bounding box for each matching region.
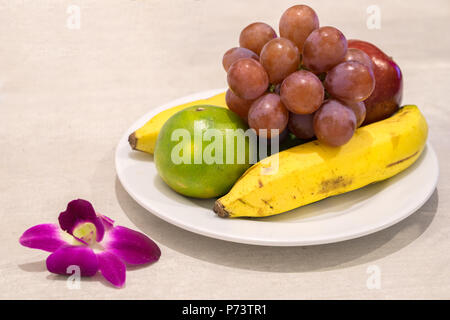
[129,91,227,154]
[214,105,428,218]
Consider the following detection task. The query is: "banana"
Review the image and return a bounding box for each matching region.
[129,91,227,154]
[214,105,428,218]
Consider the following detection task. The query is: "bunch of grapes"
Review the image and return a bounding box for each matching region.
[222,4,375,147]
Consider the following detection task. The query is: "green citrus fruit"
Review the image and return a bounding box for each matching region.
[154,105,254,198]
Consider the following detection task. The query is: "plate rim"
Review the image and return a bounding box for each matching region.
[115,89,439,246]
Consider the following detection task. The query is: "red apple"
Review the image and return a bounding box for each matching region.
[348,40,403,124]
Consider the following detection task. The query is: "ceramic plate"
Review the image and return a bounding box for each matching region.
[115,89,439,246]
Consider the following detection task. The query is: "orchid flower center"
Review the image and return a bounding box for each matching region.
[73,222,97,245]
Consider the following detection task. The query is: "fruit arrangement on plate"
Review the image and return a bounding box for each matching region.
[128,4,428,219]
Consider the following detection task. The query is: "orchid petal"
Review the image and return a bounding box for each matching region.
[98,213,114,230]
[58,199,105,242]
[97,251,126,288]
[46,245,98,277]
[19,223,67,252]
[104,226,161,265]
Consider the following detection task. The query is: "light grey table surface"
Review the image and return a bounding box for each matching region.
[0,0,449,299]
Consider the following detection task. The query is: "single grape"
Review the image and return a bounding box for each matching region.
[222,47,259,72]
[288,113,315,139]
[239,22,277,55]
[227,58,269,100]
[324,61,375,102]
[225,88,254,121]
[343,48,373,70]
[313,100,356,147]
[260,38,300,84]
[280,70,324,114]
[279,4,319,52]
[248,93,289,138]
[344,101,366,127]
[302,26,347,73]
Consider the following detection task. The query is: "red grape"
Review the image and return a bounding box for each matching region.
[239,22,277,55]
[260,37,300,84]
[324,61,375,102]
[225,89,254,120]
[343,48,373,71]
[288,113,315,139]
[248,93,289,138]
[313,100,356,147]
[280,70,324,114]
[227,58,269,100]
[302,26,347,73]
[279,4,319,52]
[222,47,259,72]
[344,101,366,127]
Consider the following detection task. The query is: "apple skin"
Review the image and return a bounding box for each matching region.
[348,40,403,125]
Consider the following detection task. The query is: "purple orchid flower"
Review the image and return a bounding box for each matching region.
[19,199,161,288]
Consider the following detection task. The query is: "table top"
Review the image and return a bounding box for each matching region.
[1,0,449,299]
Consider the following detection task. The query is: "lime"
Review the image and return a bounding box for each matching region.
[154,105,254,198]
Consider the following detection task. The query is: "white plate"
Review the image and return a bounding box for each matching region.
[115,88,439,246]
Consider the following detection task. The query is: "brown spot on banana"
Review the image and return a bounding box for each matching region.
[319,176,353,194]
[261,199,273,209]
[258,179,263,188]
[236,198,259,209]
[386,151,419,168]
